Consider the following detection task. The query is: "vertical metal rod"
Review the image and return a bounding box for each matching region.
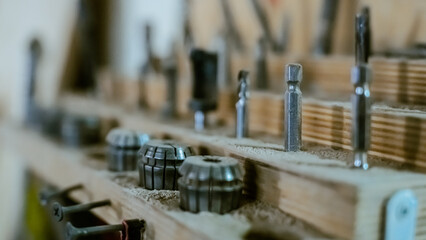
[255,37,268,90]
[236,70,249,138]
[313,0,339,55]
[284,64,303,152]
[351,9,372,170]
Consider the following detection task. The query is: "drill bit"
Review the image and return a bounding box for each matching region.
[313,0,339,55]
[235,70,249,138]
[255,37,268,90]
[284,64,303,152]
[351,9,372,170]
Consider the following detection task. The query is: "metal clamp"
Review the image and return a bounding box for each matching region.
[385,189,418,240]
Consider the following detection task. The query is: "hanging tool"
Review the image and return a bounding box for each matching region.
[138,140,194,190]
[219,0,245,52]
[313,0,339,55]
[25,39,42,129]
[66,219,145,240]
[254,36,268,90]
[235,70,249,139]
[189,49,218,131]
[162,48,179,118]
[178,156,243,214]
[52,200,111,222]
[284,63,303,152]
[351,8,372,170]
[250,0,287,53]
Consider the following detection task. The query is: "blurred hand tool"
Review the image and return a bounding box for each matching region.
[219,0,245,52]
[236,70,249,138]
[250,0,287,53]
[284,63,303,152]
[178,156,243,214]
[106,128,150,171]
[52,199,111,222]
[39,184,83,206]
[141,24,161,75]
[138,140,194,190]
[66,219,145,240]
[254,37,268,90]
[312,0,339,55]
[351,8,372,170]
[189,49,218,131]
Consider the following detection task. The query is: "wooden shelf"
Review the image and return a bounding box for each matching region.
[30,95,425,240]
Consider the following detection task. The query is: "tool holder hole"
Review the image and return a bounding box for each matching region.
[203,158,221,163]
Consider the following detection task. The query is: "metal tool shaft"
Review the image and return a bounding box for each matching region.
[255,37,268,90]
[66,222,123,240]
[351,9,372,170]
[236,70,249,138]
[284,64,303,152]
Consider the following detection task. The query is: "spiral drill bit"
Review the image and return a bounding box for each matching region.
[351,9,372,170]
[235,70,249,138]
[284,64,303,152]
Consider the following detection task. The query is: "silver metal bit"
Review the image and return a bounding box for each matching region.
[255,37,268,90]
[217,35,232,89]
[351,9,372,170]
[284,63,303,152]
[236,70,249,138]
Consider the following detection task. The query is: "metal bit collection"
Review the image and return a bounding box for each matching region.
[351,8,372,170]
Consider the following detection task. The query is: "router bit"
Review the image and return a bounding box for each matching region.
[66,219,145,240]
[178,156,243,214]
[236,70,249,138]
[52,200,111,222]
[255,37,268,90]
[106,128,150,171]
[351,9,372,170]
[284,63,303,152]
[189,49,218,131]
[138,140,194,190]
[313,0,339,55]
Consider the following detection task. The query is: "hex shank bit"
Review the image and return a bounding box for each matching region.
[351,9,372,170]
[235,70,249,138]
[284,64,303,152]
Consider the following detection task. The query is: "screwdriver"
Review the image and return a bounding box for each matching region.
[189,49,218,131]
[351,8,372,170]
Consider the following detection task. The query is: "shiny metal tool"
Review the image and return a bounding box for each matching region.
[66,219,145,240]
[138,140,194,190]
[106,128,150,171]
[255,37,268,90]
[52,199,111,222]
[313,0,339,55]
[39,184,83,206]
[236,70,249,138]
[284,63,303,152]
[189,49,218,131]
[178,156,243,214]
[351,9,372,170]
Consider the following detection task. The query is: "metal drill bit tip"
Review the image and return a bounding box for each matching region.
[285,64,303,82]
[355,7,370,64]
[238,71,249,96]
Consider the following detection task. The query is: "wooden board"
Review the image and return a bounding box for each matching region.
[52,95,426,239]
